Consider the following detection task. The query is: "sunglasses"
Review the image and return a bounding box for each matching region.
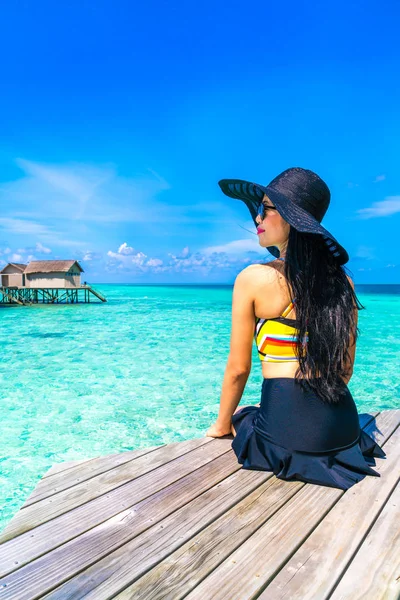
[256,202,278,220]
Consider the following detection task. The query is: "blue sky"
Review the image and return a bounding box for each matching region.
[0,0,399,284]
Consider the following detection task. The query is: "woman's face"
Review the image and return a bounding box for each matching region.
[255,194,290,249]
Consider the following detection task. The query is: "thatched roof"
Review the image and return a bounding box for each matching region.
[0,263,27,274]
[24,260,84,274]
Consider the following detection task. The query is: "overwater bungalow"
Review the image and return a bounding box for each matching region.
[0,262,27,287]
[23,260,84,288]
[0,260,106,305]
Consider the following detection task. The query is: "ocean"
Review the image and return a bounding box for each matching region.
[1,283,399,530]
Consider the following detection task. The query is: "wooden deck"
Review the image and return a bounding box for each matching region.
[0,285,106,305]
[0,409,399,599]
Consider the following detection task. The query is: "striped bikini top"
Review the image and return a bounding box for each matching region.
[254,297,309,363]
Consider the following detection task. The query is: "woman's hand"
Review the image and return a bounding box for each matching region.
[205,420,233,438]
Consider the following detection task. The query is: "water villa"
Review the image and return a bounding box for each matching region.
[0,260,106,305]
[0,408,398,598]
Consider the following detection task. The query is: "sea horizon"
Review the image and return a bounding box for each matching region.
[71,282,400,288]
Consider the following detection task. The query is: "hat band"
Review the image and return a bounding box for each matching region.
[322,235,340,257]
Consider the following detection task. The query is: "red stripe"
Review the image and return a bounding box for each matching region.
[264,338,299,346]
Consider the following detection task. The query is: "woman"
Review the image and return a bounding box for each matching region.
[206,167,386,491]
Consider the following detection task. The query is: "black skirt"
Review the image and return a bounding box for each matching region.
[231,377,386,491]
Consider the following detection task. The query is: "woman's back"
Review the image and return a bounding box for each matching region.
[250,260,354,382]
[250,260,306,379]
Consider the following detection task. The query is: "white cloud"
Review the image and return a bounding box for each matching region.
[107,246,149,270]
[81,251,102,262]
[35,242,52,254]
[0,159,171,225]
[106,239,266,275]
[10,253,23,262]
[1,244,47,264]
[117,242,136,255]
[0,218,81,247]
[106,243,166,270]
[356,196,400,219]
[202,238,265,255]
[0,218,53,236]
[353,246,376,260]
[146,258,163,267]
[1,158,244,232]
[178,246,190,258]
[167,246,191,260]
[130,252,148,266]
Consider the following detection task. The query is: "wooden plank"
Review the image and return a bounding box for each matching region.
[259,410,400,599]
[105,413,391,600]
[86,286,107,302]
[0,438,233,575]
[182,413,400,600]
[24,444,163,506]
[0,410,384,596]
[329,480,400,600]
[46,475,302,600]
[42,444,164,479]
[123,410,391,600]
[0,455,269,599]
[0,436,213,542]
[115,482,335,600]
[42,458,95,479]
[0,450,239,581]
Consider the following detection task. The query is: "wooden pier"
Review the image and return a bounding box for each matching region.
[0,285,106,305]
[0,409,399,599]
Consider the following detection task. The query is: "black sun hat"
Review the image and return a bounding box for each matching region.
[218,167,349,265]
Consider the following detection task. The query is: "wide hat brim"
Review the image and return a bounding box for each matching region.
[218,178,349,265]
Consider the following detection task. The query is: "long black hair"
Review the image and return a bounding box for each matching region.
[277,227,365,404]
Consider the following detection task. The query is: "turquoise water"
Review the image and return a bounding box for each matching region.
[1,283,399,530]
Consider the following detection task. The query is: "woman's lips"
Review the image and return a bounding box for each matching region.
[257,228,265,235]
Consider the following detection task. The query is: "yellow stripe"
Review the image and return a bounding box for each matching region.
[281,301,294,318]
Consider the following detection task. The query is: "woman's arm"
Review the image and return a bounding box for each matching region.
[214,267,255,429]
[341,275,358,385]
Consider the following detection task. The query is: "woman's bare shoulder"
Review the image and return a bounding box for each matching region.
[241,260,282,278]
[240,261,283,286]
[245,260,284,273]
